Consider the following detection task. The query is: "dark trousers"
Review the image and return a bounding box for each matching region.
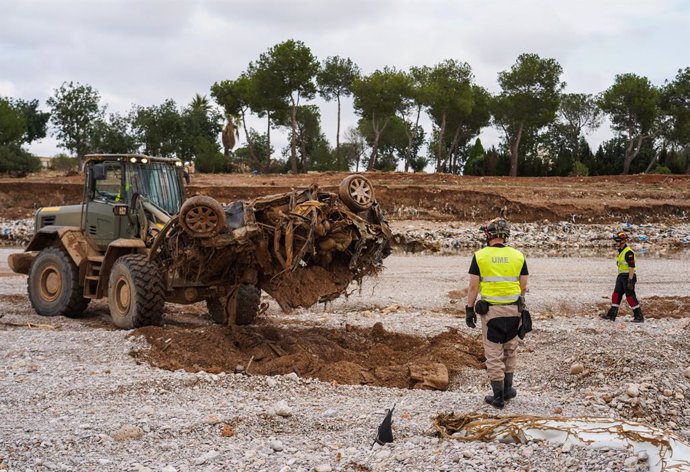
[611,273,640,309]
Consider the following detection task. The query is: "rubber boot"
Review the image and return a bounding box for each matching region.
[603,306,618,321]
[484,381,505,409]
[504,372,517,400]
[632,307,644,323]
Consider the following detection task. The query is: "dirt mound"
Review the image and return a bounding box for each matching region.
[130,322,483,389]
[594,296,690,319]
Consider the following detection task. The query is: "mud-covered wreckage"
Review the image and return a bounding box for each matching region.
[163,177,392,313]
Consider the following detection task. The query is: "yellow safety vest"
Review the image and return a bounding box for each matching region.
[475,245,525,304]
[616,246,635,273]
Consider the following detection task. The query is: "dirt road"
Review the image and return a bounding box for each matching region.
[1,249,688,471]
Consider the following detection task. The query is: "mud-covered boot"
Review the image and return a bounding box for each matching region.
[504,372,517,400]
[602,306,618,321]
[484,381,505,409]
[632,307,644,323]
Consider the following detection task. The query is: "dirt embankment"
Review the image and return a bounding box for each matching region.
[1,172,689,222]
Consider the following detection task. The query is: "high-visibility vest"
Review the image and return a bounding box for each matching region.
[475,245,525,305]
[616,246,635,273]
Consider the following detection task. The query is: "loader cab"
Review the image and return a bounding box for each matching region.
[84,154,185,249]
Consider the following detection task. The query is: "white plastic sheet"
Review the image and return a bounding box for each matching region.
[438,414,690,472]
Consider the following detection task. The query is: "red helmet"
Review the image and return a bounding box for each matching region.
[481,217,510,241]
[612,230,628,242]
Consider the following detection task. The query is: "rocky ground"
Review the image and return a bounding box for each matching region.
[1,247,689,472]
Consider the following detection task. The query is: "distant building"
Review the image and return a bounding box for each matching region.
[39,156,52,170]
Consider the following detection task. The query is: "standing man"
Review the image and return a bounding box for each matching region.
[603,230,644,322]
[465,217,528,409]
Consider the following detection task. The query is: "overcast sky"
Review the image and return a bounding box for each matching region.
[2,0,689,161]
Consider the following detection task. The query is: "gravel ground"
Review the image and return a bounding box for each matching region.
[1,248,689,472]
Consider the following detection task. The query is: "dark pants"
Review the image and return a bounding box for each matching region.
[611,273,640,309]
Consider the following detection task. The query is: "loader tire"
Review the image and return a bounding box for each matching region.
[108,254,164,329]
[338,175,375,212]
[179,195,226,238]
[28,247,90,317]
[206,284,261,326]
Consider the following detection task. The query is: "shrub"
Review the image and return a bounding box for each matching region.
[0,145,41,174]
[569,161,589,177]
[49,153,78,172]
[650,165,672,174]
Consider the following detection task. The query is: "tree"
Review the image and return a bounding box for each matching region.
[598,73,659,174]
[211,74,260,165]
[8,98,50,145]
[464,138,486,176]
[179,95,224,162]
[342,126,368,171]
[445,84,492,174]
[317,56,360,170]
[89,113,137,154]
[558,93,602,160]
[47,82,103,169]
[352,67,412,170]
[421,60,473,171]
[0,97,45,174]
[250,40,319,173]
[0,98,25,146]
[658,67,690,173]
[130,100,183,157]
[492,53,565,176]
[404,66,430,172]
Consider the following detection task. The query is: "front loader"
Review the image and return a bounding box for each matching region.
[8,154,391,329]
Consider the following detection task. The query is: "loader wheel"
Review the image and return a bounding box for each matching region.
[179,195,226,238]
[206,284,261,326]
[108,254,164,329]
[28,247,90,317]
[339,175,375,212]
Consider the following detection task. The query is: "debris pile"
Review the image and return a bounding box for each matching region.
[392,221,690,254]
[0,218,33,245]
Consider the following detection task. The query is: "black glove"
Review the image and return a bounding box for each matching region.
[465,305,476,328]
[626,279,635,291]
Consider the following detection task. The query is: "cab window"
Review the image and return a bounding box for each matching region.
[93,162,124,202]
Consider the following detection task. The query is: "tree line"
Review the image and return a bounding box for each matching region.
[1,39,688,176]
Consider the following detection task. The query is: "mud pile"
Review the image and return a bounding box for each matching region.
[130,322,483,389]
[593,296,690,320]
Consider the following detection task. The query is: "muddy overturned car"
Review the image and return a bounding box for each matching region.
[8,154,391,329]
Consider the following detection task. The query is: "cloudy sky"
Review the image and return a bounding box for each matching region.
[2,0,689,159]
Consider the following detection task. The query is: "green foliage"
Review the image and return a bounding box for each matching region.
[47,81,103,168]
[318,56,360,102]
[650,165,672,174]
[193,137,228,173]
[317,56,360,169]
[408,154,429,173]
[0,144,41,174]
[599,74,659,135]
[131,99,183,156]
[0,97,47,174]
[659,67,690,146]
[250,39,319,173]
[464,138,486,175]
[179,96,224,161]
[0,98,26,145]
[89,113,137,154]
[49,153,78,172]
[598,73,659,174]
[569,160,589,176]
[7,98,50,144]
[352,67,413,170]
[493,53,565,176]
